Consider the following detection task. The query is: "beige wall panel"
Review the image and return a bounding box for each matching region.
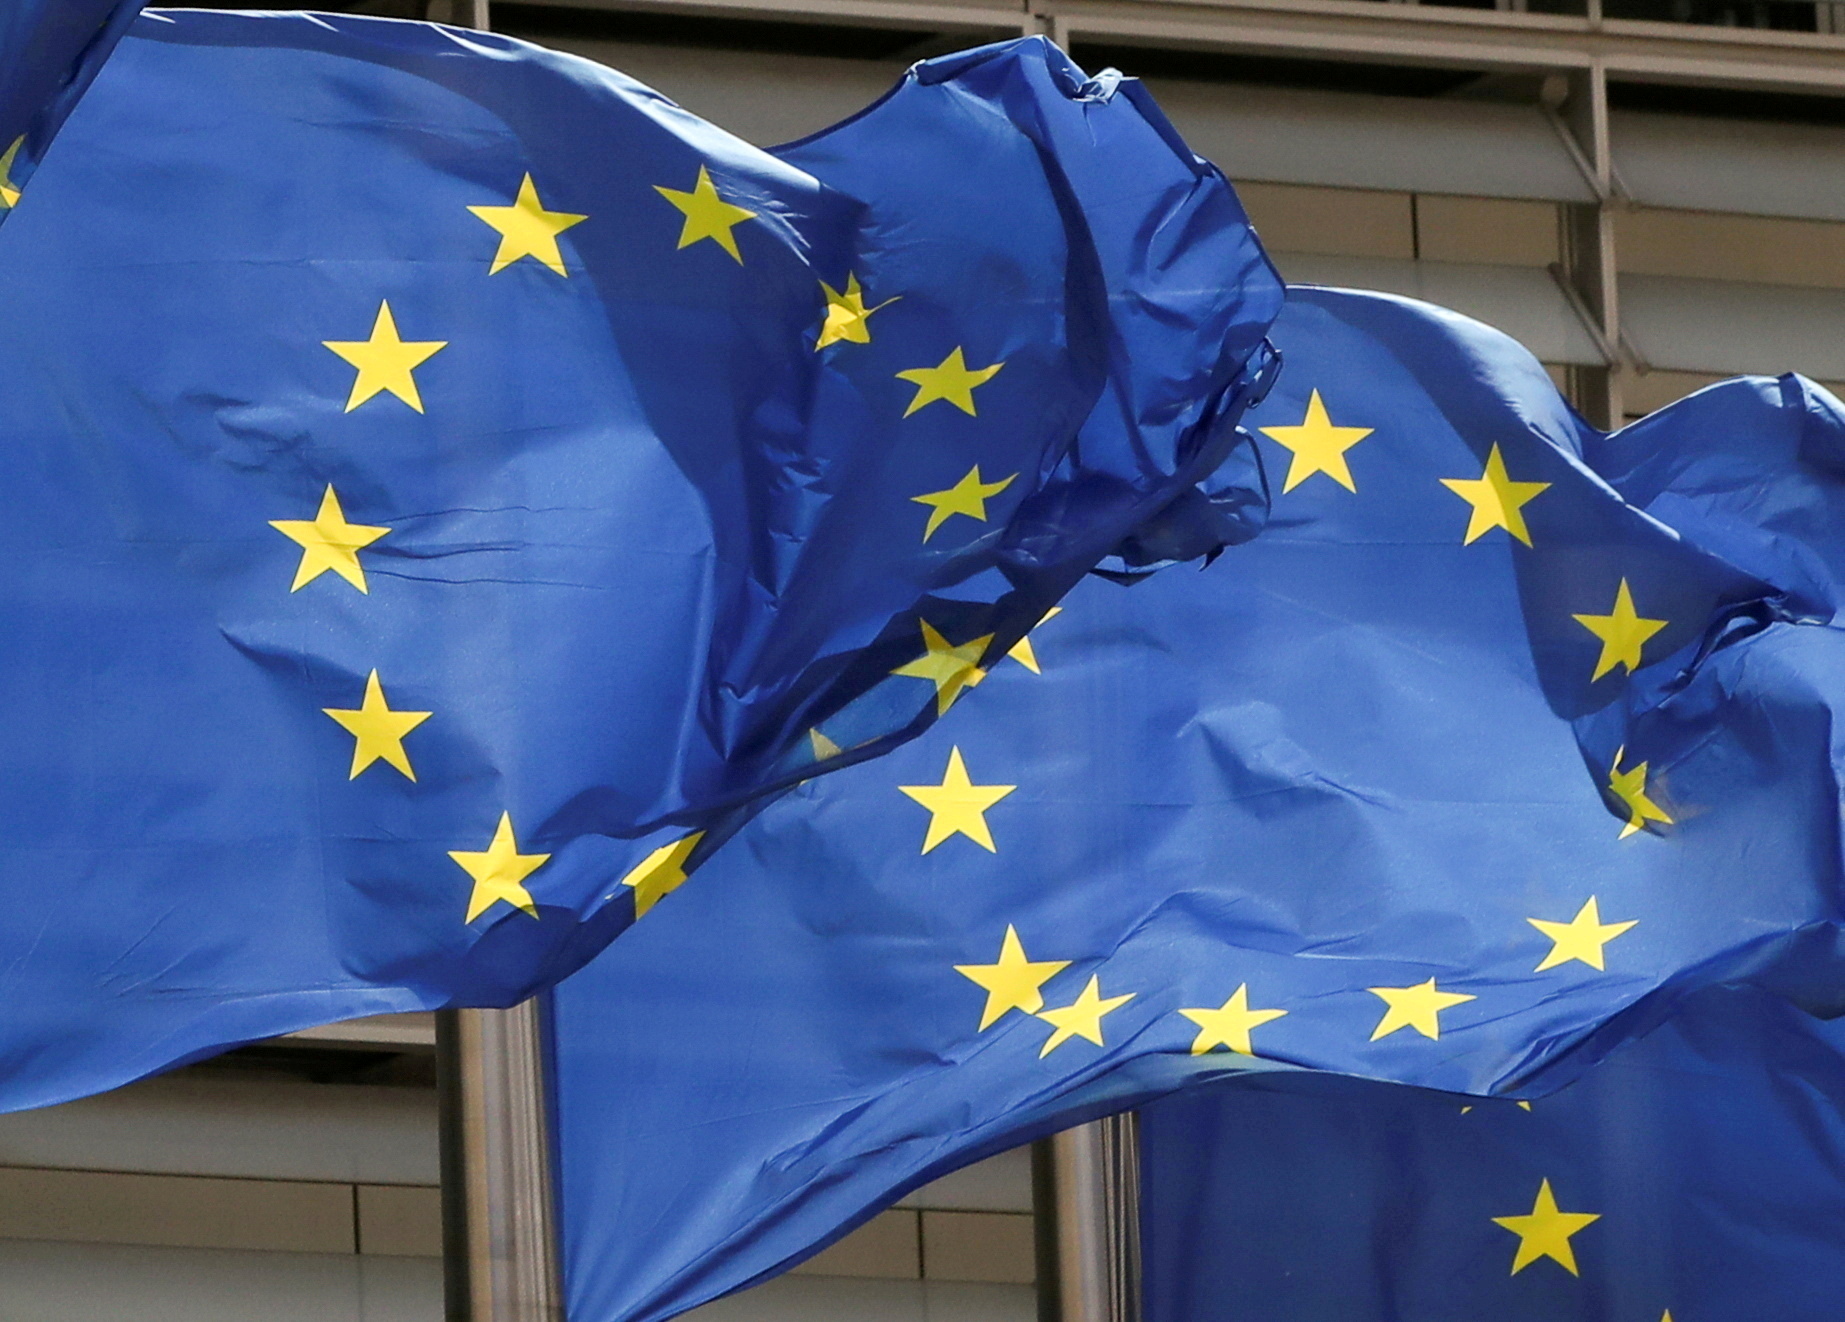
[1620,368,1727,418]
[0,1167,354,1253]
[1416,195,1558,268]
[521,37,907,148]
[789,1209,920,1280]
[1617,209,1845,291]
[1237,182,1414,261]
[897,1146,1031,1212]
[1618,369,1845,420]
[357,1184,441,1258]
[920,1211,1035,1285]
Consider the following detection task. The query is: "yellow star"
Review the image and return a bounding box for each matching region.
[809,728,842,761]
[655,165,756,263]
[1037,976,1134,1057]
[323,301,447,413]
[270,485,389,594]
[815,273,897,349]
[1257,389,1373,493]
[898,746,1015,854]
[621,831,704,918]
[1006,607,1063,675]
[1609,748,1673,838]
[1367,977,1475,1041]
[1528,897,1636,971]
[1440,444,1551,546]
[1573,579,1668,681]
[911,466,1017,543]
[0,136,22,208]
[955,926,1071,1030]
[1491,1179,1600,1276]
[450,813,550,923]
[467,173,587,276]
[322,670,431,780]
[896,347,1004,417]
[891,620,991,715]
[1179,984,1288,1056]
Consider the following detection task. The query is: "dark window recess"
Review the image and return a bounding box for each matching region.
[181,1042,438,1088]
[1604,0,1822,28]
[1611,78,1845,125]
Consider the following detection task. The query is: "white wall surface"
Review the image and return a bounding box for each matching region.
[0,1240,441,1322]
[1614,110,1845,222]
[1144,79,1593,203]
[685,1273,1036,1322]
[0,1240,1035,1322]
[1623,274,1845,379]
[0,1072,439,1185]
[1273,253,1603,366]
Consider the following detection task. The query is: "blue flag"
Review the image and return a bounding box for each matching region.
[549,286,1845,1322]
[1142,985,1845,1322]
[0,0,139,214]
[0,12,1282,1112]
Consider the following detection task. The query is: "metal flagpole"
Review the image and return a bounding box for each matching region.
[425,0,492,26]
[1035,1115,1143,1322]
[438,1002,565,1322]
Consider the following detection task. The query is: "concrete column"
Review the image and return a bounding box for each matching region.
[1552,63,1624,427]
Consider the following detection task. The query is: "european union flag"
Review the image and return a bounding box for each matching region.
[549,287,1845,1322]
[0,0,139,214]
[1142,985,1845,1322]
[0,12,1281,1111]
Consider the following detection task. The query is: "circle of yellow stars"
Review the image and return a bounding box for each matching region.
[266,157,1045,927]
[275,160,1684,1089]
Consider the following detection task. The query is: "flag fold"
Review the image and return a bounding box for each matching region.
[0,0,139,218]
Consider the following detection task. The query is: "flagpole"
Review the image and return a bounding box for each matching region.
[438,1002,565,1322]
[1037,1115,1142,1322]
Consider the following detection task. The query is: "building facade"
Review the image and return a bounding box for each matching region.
[4,0,1845,1316]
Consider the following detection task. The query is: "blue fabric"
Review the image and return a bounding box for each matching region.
[549,286,1845,1322]
[0,0,139,211]
[1142,985,1845,1322]
[0,12,1281,1113]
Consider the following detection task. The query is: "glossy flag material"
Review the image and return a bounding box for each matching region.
[0,0,140,214]
[0,13,1282,1112]
[549,287,1845,1322]
[1142,985,1845,1322]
